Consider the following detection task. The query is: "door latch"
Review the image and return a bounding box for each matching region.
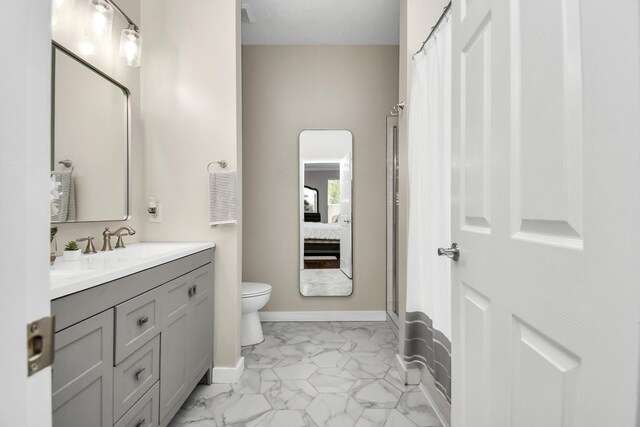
[27,316,55,376]
[437,243,460,262]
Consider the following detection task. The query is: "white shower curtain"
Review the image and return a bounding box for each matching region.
[404,12,452,401]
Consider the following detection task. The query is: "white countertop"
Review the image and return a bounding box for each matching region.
[50,242,215,300]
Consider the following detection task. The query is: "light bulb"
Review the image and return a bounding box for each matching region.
[119,26,142,67]
[86,0,113,41]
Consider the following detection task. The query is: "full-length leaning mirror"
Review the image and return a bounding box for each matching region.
[299,130,353,296]
[50,43,130,223]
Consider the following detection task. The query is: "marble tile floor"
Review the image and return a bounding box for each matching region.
[300,269,353,296]
[169,321,442,427]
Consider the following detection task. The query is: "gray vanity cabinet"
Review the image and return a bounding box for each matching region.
[159,265,214,425]
[52,309,114,427]
[51,248,215,427]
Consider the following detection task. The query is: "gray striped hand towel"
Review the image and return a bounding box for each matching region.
[51,171,76,222]
[209,171,237,226]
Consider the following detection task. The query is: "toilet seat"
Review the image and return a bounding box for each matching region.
[242,282,271,298]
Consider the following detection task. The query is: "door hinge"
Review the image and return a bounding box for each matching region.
[27,316,55,376]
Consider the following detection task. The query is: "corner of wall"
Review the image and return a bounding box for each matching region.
[140,0,243,370]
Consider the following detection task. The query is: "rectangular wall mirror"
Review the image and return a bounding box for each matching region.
[51,43,130,223]
[299,130,353,297]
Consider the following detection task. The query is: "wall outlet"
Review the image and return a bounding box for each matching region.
[149,202,162,223]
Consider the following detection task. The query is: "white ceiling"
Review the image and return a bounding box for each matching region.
[241,0,400,45]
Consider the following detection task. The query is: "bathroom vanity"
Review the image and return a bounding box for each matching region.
[50,243,215,427]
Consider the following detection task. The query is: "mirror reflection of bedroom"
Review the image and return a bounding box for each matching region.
[300,130,353,296]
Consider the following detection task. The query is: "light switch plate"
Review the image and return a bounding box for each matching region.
[149,202,162,223]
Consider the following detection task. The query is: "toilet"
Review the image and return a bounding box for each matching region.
[241,282,272,346]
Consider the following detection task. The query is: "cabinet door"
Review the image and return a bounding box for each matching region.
[52,309,113,427]
[159,274,190,423]
[188,265,214,384]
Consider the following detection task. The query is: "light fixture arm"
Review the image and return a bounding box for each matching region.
[105,0,138,31]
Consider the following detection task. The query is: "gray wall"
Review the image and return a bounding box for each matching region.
[304,170,339,223]
[242,45,399,312]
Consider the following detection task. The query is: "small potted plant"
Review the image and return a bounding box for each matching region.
[63,241,81,262]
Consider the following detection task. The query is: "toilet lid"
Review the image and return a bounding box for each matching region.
[242,282,272,297]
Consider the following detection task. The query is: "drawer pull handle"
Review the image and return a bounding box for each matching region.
[135,367,146,380]
[137,316,149,326]
[135,418,146,427]
[193,284,197,295]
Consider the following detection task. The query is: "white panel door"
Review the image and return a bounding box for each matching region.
[340,152,353,278]
[450,0,640,426]
[0,2,53,427]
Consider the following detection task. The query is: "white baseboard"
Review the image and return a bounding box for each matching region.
[419,382,451,427]
[212,357,244,384]
[394,354,421,385]
[395,355,450,427]
[259,311,387,322]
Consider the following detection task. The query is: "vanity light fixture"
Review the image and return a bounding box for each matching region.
[86,0,113,41]
[119,24,142,67]
[83,0,143,66]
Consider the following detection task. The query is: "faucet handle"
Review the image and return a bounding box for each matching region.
[77,236,96,254]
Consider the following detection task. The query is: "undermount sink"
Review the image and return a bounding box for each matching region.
[50,242,214,299]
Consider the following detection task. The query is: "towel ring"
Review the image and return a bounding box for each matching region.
[389,102,405,116]
[207,160,228,172]
[58,159,74,172]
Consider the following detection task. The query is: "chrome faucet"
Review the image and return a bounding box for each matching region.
[101,226,136,251]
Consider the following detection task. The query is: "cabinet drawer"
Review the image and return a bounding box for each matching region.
[115,287,161,363]
[114,336,160,422]
[114,382,159,427]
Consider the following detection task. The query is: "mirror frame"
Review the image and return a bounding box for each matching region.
[51,41,132,223]
[298,129,354,297]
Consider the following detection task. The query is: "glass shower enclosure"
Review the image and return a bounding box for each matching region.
[386,116,400,327]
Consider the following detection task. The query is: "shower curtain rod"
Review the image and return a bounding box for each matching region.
[413,2,452,59]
